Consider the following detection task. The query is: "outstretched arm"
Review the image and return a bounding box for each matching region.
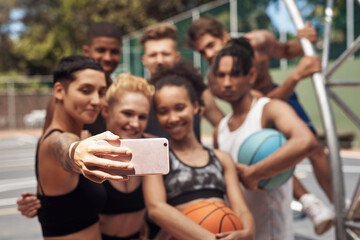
[51,131,134,183]
[143,175,216,240]
[270,22,318,59]
[266,55,321,100]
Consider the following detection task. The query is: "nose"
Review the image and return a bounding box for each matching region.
[156,54,164,64]
[129,117,140,128]
[223,75,232,89]
[168,111,179,124]
[205,49,215,62]
[90,92,102,106]
[103,51,112,61]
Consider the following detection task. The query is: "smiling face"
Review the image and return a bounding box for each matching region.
[154,85,199,141]
[194,33,225,64]
[83,37,121,76]
[56,69,107,125]
[142,38,180,76]
[103,92,151,139]
[214,56,255,103]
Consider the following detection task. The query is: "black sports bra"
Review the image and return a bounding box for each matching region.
[36,129,107,237]
[101,180,145,214]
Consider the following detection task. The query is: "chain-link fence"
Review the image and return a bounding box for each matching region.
[0,0,359,134]
[115,0,360,78]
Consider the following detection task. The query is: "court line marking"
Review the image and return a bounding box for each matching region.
[0,207,19,216]
[0,177,36,193]
[0,197,18,207]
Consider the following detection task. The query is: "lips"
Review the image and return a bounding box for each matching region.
[166,122,186,136]
[85,109,100,116]
[222,90,233,97]
[101,62,116,73]
[122,129,140,138]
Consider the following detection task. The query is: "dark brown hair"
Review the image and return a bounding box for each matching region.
[140,23,178,47]
[187,15,225,49]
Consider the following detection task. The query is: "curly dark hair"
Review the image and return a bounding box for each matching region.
[151,59,206,106]
[213,37,254,76]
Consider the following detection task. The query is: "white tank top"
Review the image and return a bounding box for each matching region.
[217,97,294,240]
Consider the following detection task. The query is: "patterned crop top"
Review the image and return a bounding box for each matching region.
[163,147,226,206]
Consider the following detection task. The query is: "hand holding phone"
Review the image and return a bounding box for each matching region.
[96,138,169,176]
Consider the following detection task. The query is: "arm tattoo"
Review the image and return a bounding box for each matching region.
[52,133,81,173]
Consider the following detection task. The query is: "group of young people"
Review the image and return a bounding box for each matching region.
[17,16,334,240]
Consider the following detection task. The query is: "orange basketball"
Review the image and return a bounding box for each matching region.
[182,201,243,233]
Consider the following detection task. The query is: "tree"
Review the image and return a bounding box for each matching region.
[0,0,19,74]
[7,0,218,75]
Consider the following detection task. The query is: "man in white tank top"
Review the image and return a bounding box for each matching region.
[212,38,319,240]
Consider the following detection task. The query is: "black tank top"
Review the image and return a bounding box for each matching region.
[101,180,145,214]
[36,129,107,237]
[164,147,226,206]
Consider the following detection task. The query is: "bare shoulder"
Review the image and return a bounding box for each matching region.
[212,148,235,167]
[44,131,79,158]
[263,99,293,113]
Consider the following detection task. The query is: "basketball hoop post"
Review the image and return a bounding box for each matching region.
[283,0,347,239]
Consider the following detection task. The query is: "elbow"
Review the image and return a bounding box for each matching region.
[147,201,167,224]
[303,134,318,155]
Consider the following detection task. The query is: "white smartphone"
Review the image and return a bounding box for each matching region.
[96,138,169,176]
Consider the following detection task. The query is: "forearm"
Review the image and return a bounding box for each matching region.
[148,202,215,240]
[250,136,317,180]
[284,39,304,59]
[238,211,255,236]
[266,73,299,100]
[272,39,303,59]
[204,107,224,127]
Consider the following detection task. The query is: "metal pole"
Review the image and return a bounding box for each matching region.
[329,89,360,129]
[321,0,334,75]
[7,79,16,129]
[122,36,131,74]
[283,0,346,239]
[229,0,238,36]
[192,9,201,69]
[327,81,360,87]
[326,35,360,79]
[279,0,288,70]
[347,0,354,59]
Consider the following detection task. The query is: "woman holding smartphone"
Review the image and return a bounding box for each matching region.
[34,55,134,240]
[18,72,155,240]
[143,61,255,240]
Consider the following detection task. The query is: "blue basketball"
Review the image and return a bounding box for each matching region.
[237,129,295,190]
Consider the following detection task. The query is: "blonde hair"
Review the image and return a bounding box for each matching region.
[106,73,154,106]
